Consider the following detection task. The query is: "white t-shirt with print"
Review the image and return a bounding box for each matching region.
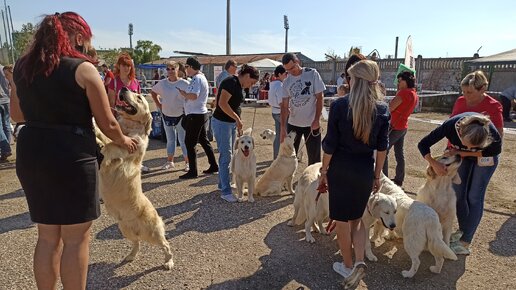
[282,67,326,127]
[184,73,209,115]
[152,78,189,117]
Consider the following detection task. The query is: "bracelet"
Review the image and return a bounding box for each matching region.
[320,168,328,174]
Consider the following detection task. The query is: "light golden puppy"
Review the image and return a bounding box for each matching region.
[231,129,256,202]
[255,131,298,196]
[417,154,462,246]
[99,87,173,270]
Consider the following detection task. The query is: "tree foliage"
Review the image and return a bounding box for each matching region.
[132,40,162,64]
[12,22,36,60]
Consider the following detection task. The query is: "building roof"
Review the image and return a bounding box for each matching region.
[145,52,313,66]
[466,48,516,65]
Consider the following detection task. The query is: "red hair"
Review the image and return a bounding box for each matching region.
[114,53,136,81]
[17,12,94,84]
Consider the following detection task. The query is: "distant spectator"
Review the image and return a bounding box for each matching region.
[336,72,345,87]
[138,70,147,87]
[216,59,237,89]
[260,72,271,91]
[268,64,288,159]
[101,63,114,93]
[0,64,12,162]
[107,53,140,108]
[382,70,419,186]
[336,84,347,97]
[153,70,160,80]
[500,84,515,122]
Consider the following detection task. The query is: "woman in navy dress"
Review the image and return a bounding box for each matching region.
[319,60,390,287]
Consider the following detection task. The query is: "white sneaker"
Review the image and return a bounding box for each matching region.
[161,161,174,170]
[141,165,150,173]
[343,262,367,289]
[333,262,352,278]
[221,194,238,203]
[450,230,463,243]
[184,163,190,172]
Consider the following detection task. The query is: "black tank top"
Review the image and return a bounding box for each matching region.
[14,57,93,129]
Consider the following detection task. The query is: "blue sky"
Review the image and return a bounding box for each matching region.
[5,0,516,61]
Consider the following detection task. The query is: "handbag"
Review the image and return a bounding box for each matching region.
[162,114,183,127]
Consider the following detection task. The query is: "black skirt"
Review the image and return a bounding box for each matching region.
[327,152,374,222]
[16,125,100,225]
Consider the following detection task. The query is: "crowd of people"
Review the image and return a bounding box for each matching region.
[1,10,511,290]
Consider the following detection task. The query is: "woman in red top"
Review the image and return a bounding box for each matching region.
[446,70,503,255]
[382,71,419,186]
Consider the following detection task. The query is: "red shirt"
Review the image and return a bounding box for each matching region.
[451,95,503,129]
[391,88,419,130]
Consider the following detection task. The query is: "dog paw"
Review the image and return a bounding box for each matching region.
[163,260,174,270]
[248,196,255,203]
[305,235,315,243]
[287,220,294,227]
[429,266,441,274]
[123,255,135,262]
[401,270,415,278]
[237,197,244,202]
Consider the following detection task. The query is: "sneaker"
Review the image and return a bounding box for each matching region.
[451,243,471,255]
[203,165,219,174]
[450,230,463,243]
[343,262,367,289]
[220,194,238,203]
[161,161,174,170]
[0,152,12,162]
[333,262,352,278]
[141,165,150,173]
[179,171,198,179]
[184,163,190,172]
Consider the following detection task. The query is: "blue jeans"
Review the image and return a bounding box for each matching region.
[453,155,499,243]
[0,103,12,154]
[272,113,281,159]
[162,115,187,160]
[212,117,236,196]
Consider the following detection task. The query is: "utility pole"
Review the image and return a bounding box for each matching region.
[3,0,12,63]
[1,10,9,61]
[7,4,14,60]
[128,23,133,52]
[283,15,289,53]
[226,0,231,55]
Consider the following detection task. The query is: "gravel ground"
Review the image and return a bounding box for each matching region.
[0,107,515,290]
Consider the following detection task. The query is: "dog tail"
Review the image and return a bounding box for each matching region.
[427,227,457,261]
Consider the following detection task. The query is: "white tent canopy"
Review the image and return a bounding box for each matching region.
[245,58,282,70]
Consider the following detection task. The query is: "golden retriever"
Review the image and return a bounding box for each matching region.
[416,154,462,246]
[98,87,174,270]
[287,162,329,243]
[255,131,298,196]
[231,129,256,202]
[374,175,457,278]
[362,192,397,262]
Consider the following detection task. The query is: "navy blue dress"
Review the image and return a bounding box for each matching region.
[322,97,390,221]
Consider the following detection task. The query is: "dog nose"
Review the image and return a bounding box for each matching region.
[389,224,396,230]
[120,87,129,93]
[244,145,249,150]
[262,136,266,139]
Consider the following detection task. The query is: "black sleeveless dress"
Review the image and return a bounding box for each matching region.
[14,57,100,225]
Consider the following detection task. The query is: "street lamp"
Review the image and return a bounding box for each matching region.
[128,23,133,52]
[283,15,289,53]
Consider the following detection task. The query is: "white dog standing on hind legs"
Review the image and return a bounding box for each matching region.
[98,88,174,270]
[231,128,256,202]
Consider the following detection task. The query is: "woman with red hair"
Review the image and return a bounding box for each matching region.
[11,12,137,289]
[107,52,140,108]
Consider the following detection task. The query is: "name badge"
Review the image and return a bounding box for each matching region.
[477,156,494,167]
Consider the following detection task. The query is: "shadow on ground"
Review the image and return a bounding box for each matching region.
[87,262,162,289]
[206,222,466,290]
[0,212,33,234]
[489,214,516,257]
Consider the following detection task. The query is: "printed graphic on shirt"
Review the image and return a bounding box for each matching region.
[287,80,312,108]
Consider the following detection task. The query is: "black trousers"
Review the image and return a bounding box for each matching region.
[500,95,513,120]
[183,113,217,173]
[287,124,321,165]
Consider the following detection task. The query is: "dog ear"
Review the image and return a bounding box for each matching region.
[233,137,239,151]
[426,165,436,180]
[452,173,462,185]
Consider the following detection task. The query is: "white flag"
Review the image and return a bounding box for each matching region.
[404,35,414,69]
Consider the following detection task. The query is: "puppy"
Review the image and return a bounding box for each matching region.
[259,129,276,141]
[372,175,457,278]
[255,131,298,196]
[99,88,174,270]
[416,154,462,245]
[231,129,257,202]
[288,162,328,243]
[362,192,397,262]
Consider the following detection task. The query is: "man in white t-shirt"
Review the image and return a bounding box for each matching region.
[336,72,345,87]
[280,53,326,165]
[177,57,218,179]
[151,61,190,171]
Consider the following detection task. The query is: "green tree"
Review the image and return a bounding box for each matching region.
[132,40,162,64]
[97,48,122,67]
[12,22,36,60]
